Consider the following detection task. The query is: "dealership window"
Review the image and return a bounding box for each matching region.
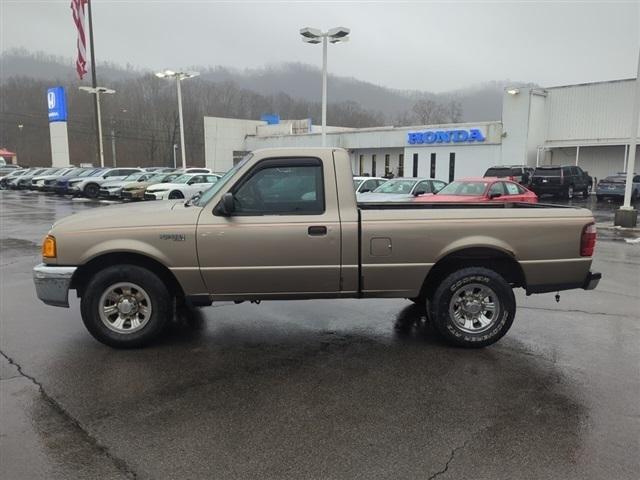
[359,155,364,175]
[398,154,404,177]
[412,153,419,177]
[384,154,390,175]
[372,155,377,176]
[430,153,436,179]
[448,153,456,182]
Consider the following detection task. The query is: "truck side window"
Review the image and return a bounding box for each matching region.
[234,162,325,215]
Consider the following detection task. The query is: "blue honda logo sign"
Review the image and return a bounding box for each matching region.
[407,128,485,145]
[47,87,68,122]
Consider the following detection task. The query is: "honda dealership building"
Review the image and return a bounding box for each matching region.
[204,78,639,182]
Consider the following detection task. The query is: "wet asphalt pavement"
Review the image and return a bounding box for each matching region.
[1,190,638,480]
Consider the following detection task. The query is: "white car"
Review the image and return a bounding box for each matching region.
[353,176,387,194]
[172,167,213,174]
[144,173,220,200]
[67,167,144,198]
[357,177,448,202]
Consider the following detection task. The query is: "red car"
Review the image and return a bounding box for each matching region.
[414,177,538,203]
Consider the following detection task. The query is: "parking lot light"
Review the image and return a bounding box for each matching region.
[155,70,199,169]
[299,26,350,146]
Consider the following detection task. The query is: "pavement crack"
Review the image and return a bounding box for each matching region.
[0,350,138,479]
[520,306,633,319]
[426,437,471,480]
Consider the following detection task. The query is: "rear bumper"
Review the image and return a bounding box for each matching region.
[526,271,601,295]
[33,264,77,308]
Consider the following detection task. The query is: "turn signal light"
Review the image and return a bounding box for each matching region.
[580,223,596,257]
[42,235,57,258]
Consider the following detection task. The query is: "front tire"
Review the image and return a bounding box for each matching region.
[80,265,172,348]
[429,267,515,348]
[84,183,99,198]
[168,190,184,199]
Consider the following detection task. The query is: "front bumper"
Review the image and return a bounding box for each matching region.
[144,191,166,200]
[122,190,144,200]
[33,264,77,308]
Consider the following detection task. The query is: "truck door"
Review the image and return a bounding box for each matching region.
[196,156,342,297]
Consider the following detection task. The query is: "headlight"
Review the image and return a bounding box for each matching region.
[150,188,168,193]
[42,235,57,259]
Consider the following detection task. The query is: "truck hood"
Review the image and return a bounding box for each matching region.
[51,200,200,234]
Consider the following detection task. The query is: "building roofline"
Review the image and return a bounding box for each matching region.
[543,77,636,90]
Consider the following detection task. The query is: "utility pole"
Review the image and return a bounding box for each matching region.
[110,122,117,167]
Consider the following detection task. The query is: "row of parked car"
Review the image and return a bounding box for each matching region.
[0,165,223,201]
[2,162,637,205]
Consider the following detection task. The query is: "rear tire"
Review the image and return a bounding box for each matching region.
[429,267,515,348]
[80,265,172,348]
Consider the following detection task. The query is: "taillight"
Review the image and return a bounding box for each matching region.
[580,223,596,257]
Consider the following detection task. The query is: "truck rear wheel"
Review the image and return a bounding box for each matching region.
[429,267,515,348]
[80,264,172,348]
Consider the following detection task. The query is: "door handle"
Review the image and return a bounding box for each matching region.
[308,226,327,236]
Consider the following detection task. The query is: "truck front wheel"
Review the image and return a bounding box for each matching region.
[429,267,515,348]
[80,265,172,348]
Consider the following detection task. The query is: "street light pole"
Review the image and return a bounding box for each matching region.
[614,48,640,227]
[79,86,115,168]
[155,70,199,170]
[300,26,350,147]
[176,76,186,169]
[321,35,328,146]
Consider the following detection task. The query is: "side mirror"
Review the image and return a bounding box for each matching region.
[413,190,426,196]
[360,188,371,194]
[489,192,502,199]
[214,192,235,216]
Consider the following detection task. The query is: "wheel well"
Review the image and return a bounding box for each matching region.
[420,247,526,298]
[70,252,185,300]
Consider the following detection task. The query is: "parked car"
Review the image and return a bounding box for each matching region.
[40,168,89,192]
[0,164,22,178]
[483,165,534,186]
[415,177,538,203]
[595,173,640,201]
[67,167,144,198]
[14,168,50,189]
[530,165,592,198]
[32,147,601,349]
[121,172,182,201]
[54,168,105,195]
[31,167,77,191]
[0,168,26,188]
[357,177,447,202]
[353,176,387,194]
[144,173,220,200]
[98,172,155,199]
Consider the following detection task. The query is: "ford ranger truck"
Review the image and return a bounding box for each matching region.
[33,148,601,349]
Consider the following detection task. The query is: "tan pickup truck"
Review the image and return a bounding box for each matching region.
[33,148,600,349]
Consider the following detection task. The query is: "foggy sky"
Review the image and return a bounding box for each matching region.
[1,0,639,92]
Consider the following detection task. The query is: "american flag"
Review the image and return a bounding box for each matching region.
[71,0,88,79]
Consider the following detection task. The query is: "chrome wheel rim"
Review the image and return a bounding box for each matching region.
[448,283,501,334]
[98,282,152,334]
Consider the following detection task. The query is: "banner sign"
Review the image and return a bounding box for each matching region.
[408,128,486,145]
[47,87,68,122]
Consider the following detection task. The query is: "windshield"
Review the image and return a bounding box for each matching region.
[193,154,253,207]
[39,168,59,175]
[437,181,489,196]
[373,179,417,194]
[63,168,83,176]
[353,179,364,189]
[602,176,626,183]
[171,174,195,184]
[80,168,103,177]
[147,174,169,183]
